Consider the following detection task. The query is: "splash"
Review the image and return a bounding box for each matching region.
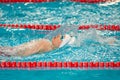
[99,0,120,6]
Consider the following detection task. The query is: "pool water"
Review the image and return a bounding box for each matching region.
[0,69,120,80]
[0,1,120,80]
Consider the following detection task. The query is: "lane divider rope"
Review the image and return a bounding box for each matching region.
[0,62,120,69]
[0,24,120,31]
[0,0,108,3]
[0,0,55,3]
[71,0,107,3]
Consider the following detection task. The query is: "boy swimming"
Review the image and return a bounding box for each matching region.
[0,32,119,57]
[0,34,62,56]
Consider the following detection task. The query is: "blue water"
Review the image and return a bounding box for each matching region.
[0,1,120,80]
[0,69,120,80]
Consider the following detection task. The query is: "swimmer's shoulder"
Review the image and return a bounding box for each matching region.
[30,38,51,43]
[40,39,52,44]
[37,39,53,52]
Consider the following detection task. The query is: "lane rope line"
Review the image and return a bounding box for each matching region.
[0,61,120,69]
[0,0,55,3]
[71,0,107,3]
[0,24,120,31]
[0,0,108,3]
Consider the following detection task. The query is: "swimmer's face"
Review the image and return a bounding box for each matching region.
[52,34,62,48]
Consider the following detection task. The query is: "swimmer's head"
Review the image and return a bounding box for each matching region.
[52,34,75,48]
[52,34,62,48]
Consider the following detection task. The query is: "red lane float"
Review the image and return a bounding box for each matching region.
[0,62,120,69]
[71,0,107,3]
[0,0,107,3]
[0,24,60,30]
[79,25,120,31]
[0,24,120,31]
[0,0,55,3]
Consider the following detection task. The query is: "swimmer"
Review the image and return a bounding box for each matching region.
[0,34,119,57]
[0,34,75,57]
[0,34,62,56]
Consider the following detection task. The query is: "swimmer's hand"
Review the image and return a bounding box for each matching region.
[99,37,120,46]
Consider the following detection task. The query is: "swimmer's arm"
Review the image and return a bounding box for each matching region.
[14,39,53,56]
[96,34,118,45]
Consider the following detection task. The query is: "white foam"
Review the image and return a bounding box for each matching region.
[68,37,75,45]
[99,1,120,6]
